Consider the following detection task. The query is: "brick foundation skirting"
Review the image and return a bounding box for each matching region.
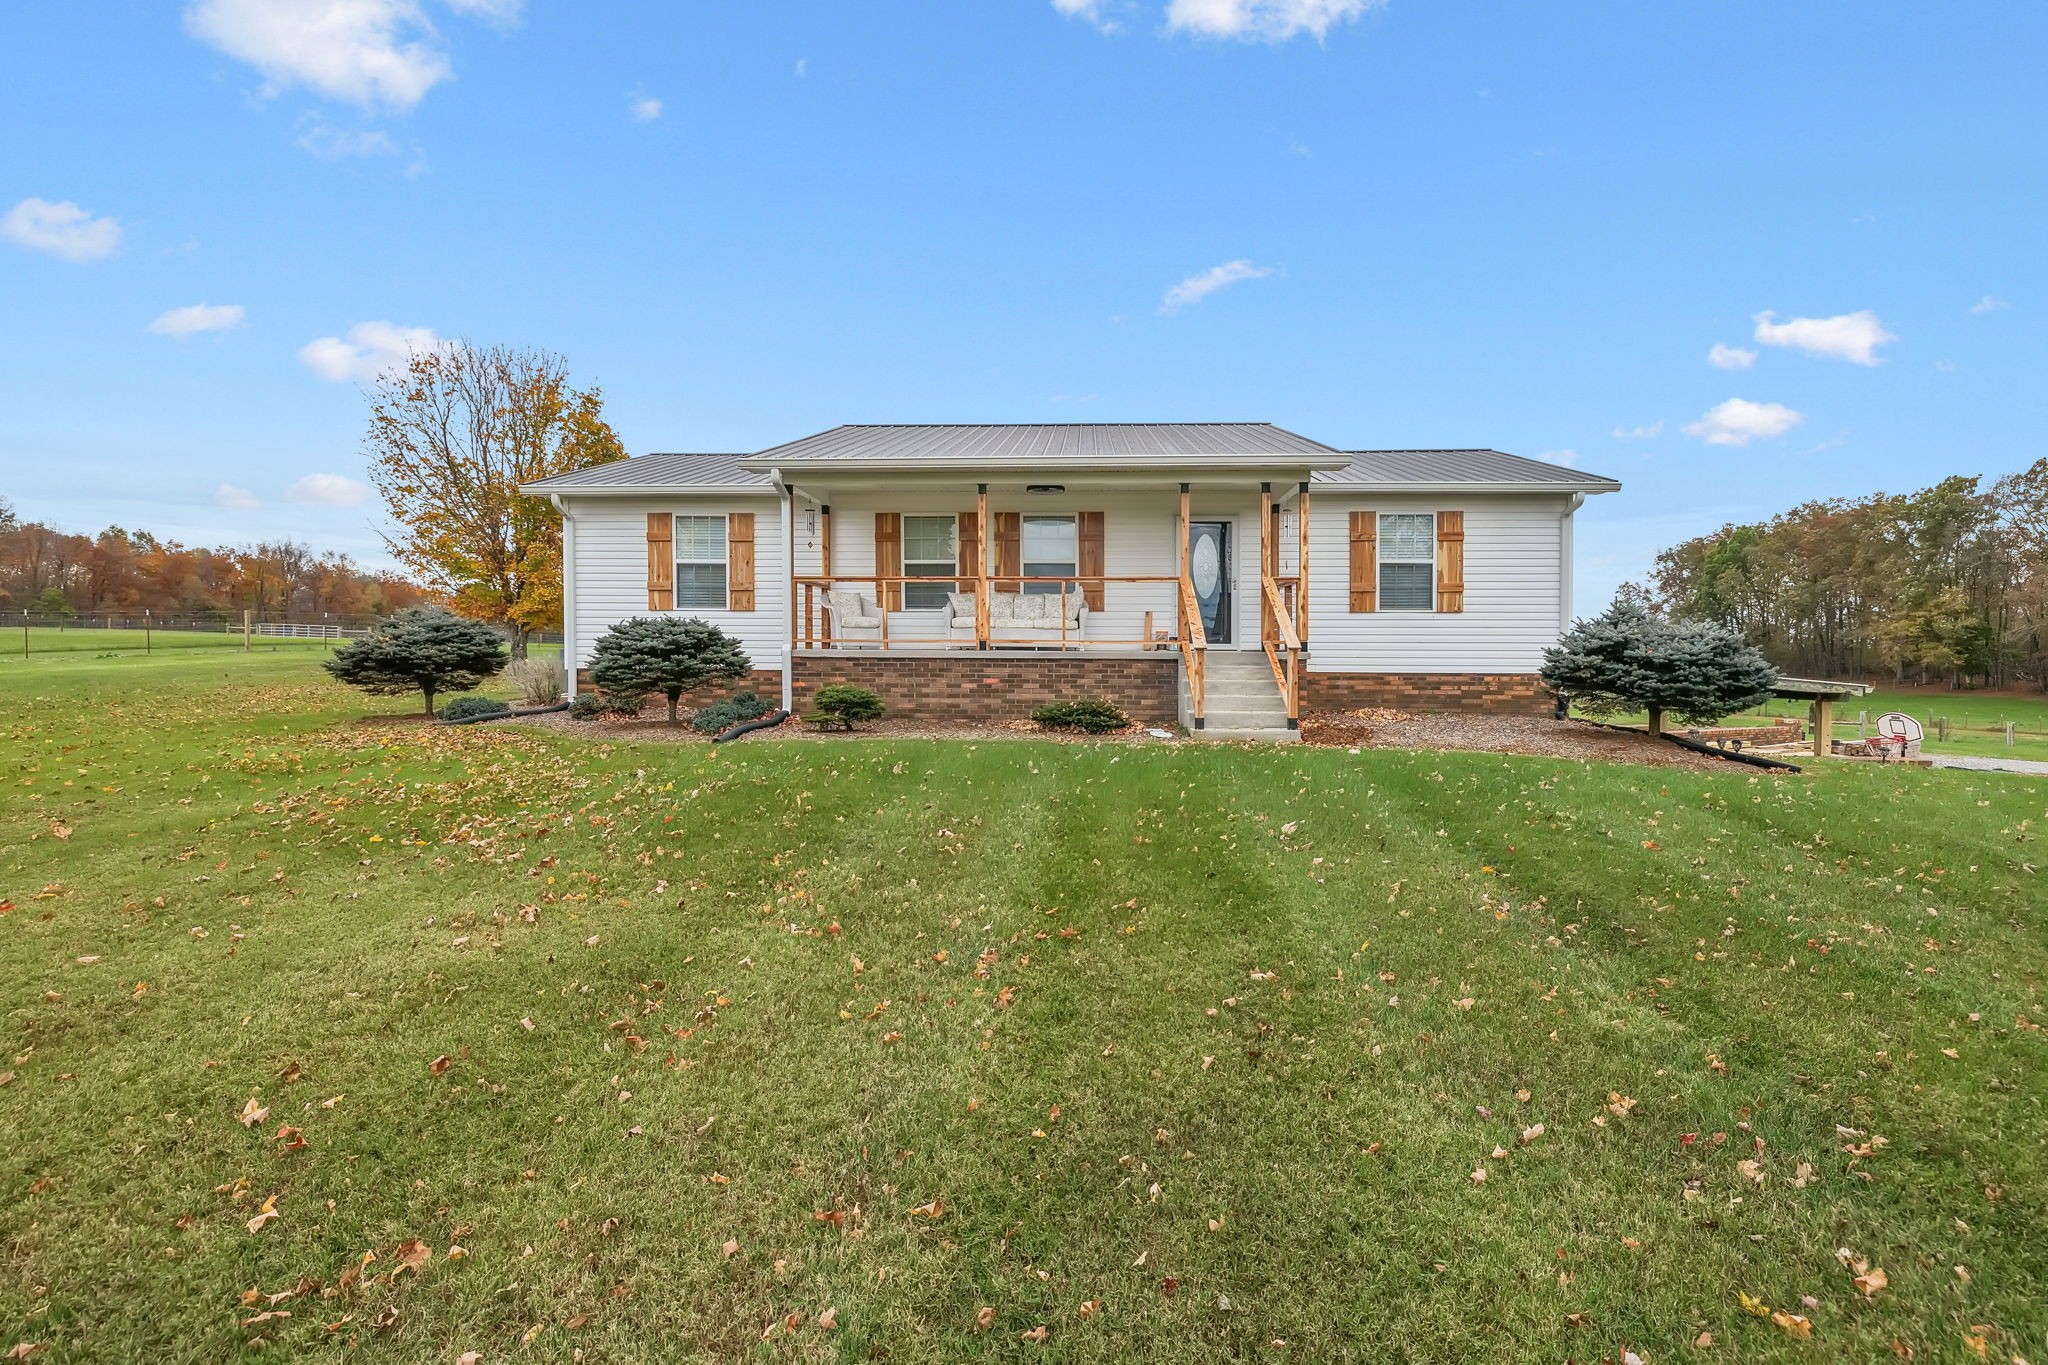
[1304,671,1553,716]
[792,653,1181,724]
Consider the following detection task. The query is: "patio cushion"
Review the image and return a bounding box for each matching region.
[825,589,882,628]
[946,591,976,623]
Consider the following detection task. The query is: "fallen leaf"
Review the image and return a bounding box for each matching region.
[721,1239,740,1258]
[428,1055,453,1076]
[817,1307,838,1331]
[1771,1311,1813,1339]
[1077,1299,1099,1319]
[392,1238,431,1277]
[246,1195,280,1234]
[1737,1159,1765,1186]
[973,1306,995,1332]
[1020,1325,1048,1343]
[909,1199,945,1219]
[1518,1123,1545,1146]
[1737,1291,1772,1319]
[237,1097,270,1128]
[1853,1266,1889,1297]
[1470,1167,1488,1184]
[563,1313,591,1330]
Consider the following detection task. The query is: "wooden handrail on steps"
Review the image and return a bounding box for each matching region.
[1261,574,1302,729]
[1177,575,1207,729]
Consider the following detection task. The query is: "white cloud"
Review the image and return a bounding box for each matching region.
[444,0,522,25]
[794,57,808,77]
[183,0,453,111]
[2,198,123,262]
[1537,449,1579,468]
[148,303,247,337]
[629,94,663,122]
[1052,0,1121,31]
[1707,343,1756,370]
[1165,0,1383,41]
[298,320,449,383]
[1611,422,1663,441]
[295,115,400,158]
[1684,398,1803,447]
[1752,309,1895,365]
[212,483,263,510]
[1160,259,1273,314]
[286,473,372,506]
[1971,295,2007,315]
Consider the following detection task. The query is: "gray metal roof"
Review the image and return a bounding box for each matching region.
[524,453,766,492]
[1314,449,1620,491]
[746,423,1340,465]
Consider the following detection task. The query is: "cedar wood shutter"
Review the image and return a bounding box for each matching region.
[1077,511,1105,610]
[958,509,980,590]
[874,512,902,610]
[1347,511,1376,612]
[994,512,1021,591]
[727,512,756,611]
[1435,510,1465,613]
[646,512,673,610]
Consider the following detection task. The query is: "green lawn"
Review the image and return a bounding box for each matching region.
[3,651,2045,1363]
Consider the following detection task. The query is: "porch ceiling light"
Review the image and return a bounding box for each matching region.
[1025,484,1066,495]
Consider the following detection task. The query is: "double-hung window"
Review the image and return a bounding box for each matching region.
[902,515,959,610]
[1377,513,1436,611]
[1020,514,1077,596]
[674,514,729,609]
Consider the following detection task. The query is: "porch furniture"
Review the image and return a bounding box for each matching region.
[823,589,884,647]
[944,590,1087,644]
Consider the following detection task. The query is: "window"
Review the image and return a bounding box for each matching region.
[1021,514,1077,596]
[1377,512,1435,611]
[901,515,958,610]
[674,514,728,609]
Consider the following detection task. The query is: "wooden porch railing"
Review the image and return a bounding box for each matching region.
[1260,573,1302,729]
[794,575,1182,651]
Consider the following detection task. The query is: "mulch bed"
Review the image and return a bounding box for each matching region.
[510,707,1182,745]
[1299,708,1738,770]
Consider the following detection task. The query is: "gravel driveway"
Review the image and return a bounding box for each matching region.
[1928,754,2048,776]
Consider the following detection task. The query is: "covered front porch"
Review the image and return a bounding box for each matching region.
[778,475,1313,730]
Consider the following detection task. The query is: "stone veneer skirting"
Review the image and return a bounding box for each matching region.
[1304,671,1552,716]
[792,650,1182,724]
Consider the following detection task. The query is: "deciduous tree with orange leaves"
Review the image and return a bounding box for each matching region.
[365,342,625,657]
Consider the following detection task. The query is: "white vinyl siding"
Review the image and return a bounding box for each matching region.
[901,515,958,610]
[1377,512,1435,611]
[673,514,728,609]
[562,496,785,671]
[1306,493,1571,673]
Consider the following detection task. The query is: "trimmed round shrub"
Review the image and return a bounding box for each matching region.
[1032,697,1129,734]
[322,606,509,716]
[439,695,511,722]
[691,690,773,736]
[567,691,606,721]
[808,684,885,731]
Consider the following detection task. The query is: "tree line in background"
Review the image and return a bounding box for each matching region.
[1649,458,2048,690]
[0,495,427,622]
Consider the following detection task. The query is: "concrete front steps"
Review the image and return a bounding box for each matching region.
[1180,649,1299,743]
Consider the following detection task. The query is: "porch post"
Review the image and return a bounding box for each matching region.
[819,503,833,647]
[975,482,990,649]
[1296,480,1311,647]
[778,481,795,713]
[1259,481,1274,643]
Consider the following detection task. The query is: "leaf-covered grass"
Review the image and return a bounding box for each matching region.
[2,650,2044,1363]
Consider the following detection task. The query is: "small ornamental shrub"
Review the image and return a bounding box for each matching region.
[567,691,606,721]
[586,617,752,725]
[808,684,885,731]
[1031,697,1129,734]
[691,690,773,736]
[438,695,511,722]
[504,657,565,706]
[323,607,509,716]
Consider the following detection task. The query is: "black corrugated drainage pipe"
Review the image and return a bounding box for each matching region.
[713,709,790,743]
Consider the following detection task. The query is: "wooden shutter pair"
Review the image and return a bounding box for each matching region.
[1344,510,1464,613]
[645,511,756,611]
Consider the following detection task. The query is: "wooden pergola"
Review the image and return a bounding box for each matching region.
[1771,677,1876,757]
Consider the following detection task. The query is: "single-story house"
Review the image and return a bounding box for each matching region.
[523,423,1619,741]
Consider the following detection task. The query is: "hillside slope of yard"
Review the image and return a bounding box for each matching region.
[2,653,2045,1363]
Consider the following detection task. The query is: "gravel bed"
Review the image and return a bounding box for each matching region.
[1300,710,1735,770]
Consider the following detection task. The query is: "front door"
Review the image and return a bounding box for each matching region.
[1187,521,1231,643]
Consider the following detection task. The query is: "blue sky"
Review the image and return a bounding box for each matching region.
[3,1,2042,610]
